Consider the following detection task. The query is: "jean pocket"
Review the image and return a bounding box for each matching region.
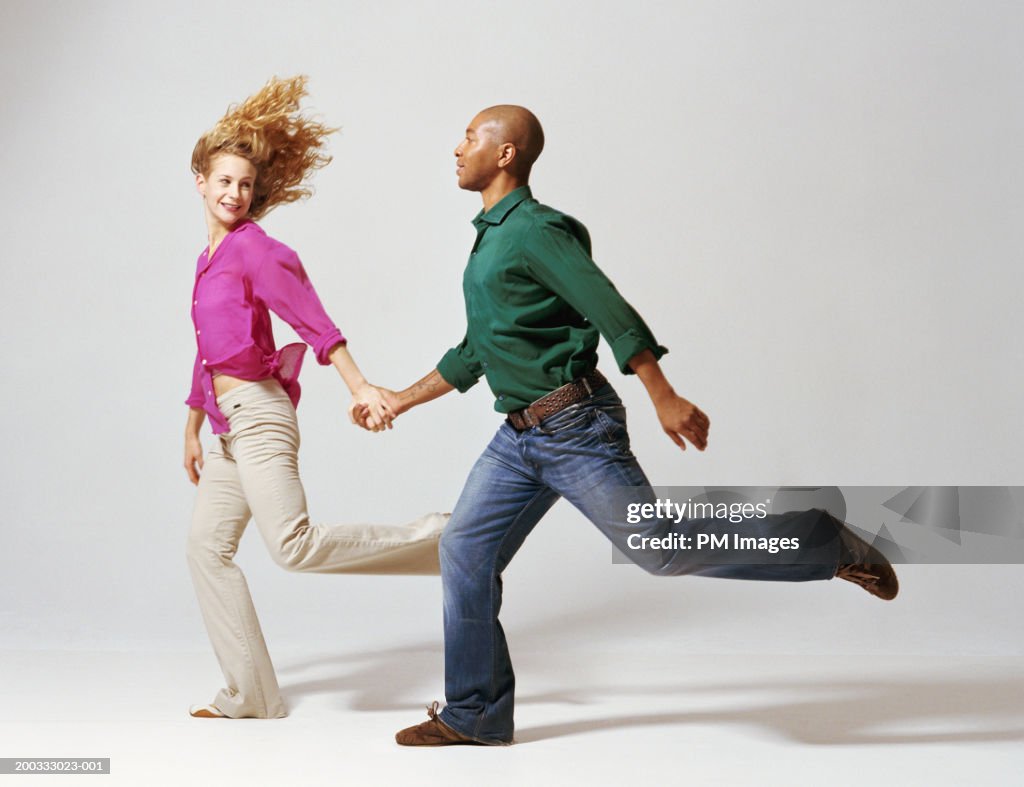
[593,405,631,449]
[538,405,591,434]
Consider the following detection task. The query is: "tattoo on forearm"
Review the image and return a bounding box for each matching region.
[400,370,443,402]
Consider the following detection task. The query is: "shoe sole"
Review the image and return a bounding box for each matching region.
[189,704,227,718]
[840,526,899,601]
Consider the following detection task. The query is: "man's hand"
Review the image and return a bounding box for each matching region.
[654,392,709,451]
[348,383,395,432]
[627,349,709,452]
[184,433,204,485]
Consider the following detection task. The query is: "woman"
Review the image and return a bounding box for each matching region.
[183,76,445,719]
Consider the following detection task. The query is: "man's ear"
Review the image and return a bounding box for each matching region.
[497,142,517,169]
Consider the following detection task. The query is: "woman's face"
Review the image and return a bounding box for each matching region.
[196,153,257,228]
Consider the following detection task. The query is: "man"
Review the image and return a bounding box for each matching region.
[357,105,898,746]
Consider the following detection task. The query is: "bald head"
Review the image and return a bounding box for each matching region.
[474,105,545,177]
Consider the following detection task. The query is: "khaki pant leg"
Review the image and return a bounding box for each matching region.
[186,438,287,719]
[225,382,446,575]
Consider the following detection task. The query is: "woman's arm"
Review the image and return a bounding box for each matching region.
[327,342,395,431]
[184,407,207,485]
[247,243,399,432]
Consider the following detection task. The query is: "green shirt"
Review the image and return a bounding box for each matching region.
[437,186,668,413]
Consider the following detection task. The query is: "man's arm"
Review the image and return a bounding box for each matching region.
[392,368,456,414]
[628,349,709,451]
[523,220,668,377]
[351,327,483,431]
[522,221,706,450]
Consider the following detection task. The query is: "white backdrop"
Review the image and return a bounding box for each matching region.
[0,0,1021,660]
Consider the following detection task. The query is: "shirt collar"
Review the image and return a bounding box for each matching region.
[197,219,258,273]
[229,218,258,237]
[472,186,533,227]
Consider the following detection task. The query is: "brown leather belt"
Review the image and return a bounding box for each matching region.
[506,369,608,431]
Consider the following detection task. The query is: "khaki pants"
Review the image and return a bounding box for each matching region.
[186,379,445,718]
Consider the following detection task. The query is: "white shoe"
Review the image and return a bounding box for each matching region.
[189,703,227,718]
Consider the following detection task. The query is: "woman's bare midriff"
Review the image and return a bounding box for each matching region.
[212,373,267,398]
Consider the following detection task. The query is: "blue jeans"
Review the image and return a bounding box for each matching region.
[437,384,842,743]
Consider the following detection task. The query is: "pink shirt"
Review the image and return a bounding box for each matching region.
[185,220,346,434]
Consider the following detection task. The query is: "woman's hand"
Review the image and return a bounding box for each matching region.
[348,383,395,432]
[184,433,204,485]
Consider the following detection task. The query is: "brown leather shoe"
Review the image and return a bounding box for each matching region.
[395,702,489,746]
[835,524,899,600]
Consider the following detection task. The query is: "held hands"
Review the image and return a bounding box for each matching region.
[347,383,398,432]
[654,391,710,451]
[347,369,451,431]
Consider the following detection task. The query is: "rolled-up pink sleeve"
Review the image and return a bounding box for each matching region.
[185,351,205,407]
[250,247,346,364]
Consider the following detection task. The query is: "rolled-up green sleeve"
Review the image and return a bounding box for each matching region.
[437,333,485,392]
[524,218,668,374]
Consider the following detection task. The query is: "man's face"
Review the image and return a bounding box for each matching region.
[454,114,503,192]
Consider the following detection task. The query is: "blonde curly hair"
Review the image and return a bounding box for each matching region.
[191,75,337,220]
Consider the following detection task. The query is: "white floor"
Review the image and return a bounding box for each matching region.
[2,644,1021,787]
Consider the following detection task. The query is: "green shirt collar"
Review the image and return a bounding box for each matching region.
[473,185,533,227]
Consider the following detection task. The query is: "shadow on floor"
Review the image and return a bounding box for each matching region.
[275,588,1022,746]
[512,672,1024,745]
